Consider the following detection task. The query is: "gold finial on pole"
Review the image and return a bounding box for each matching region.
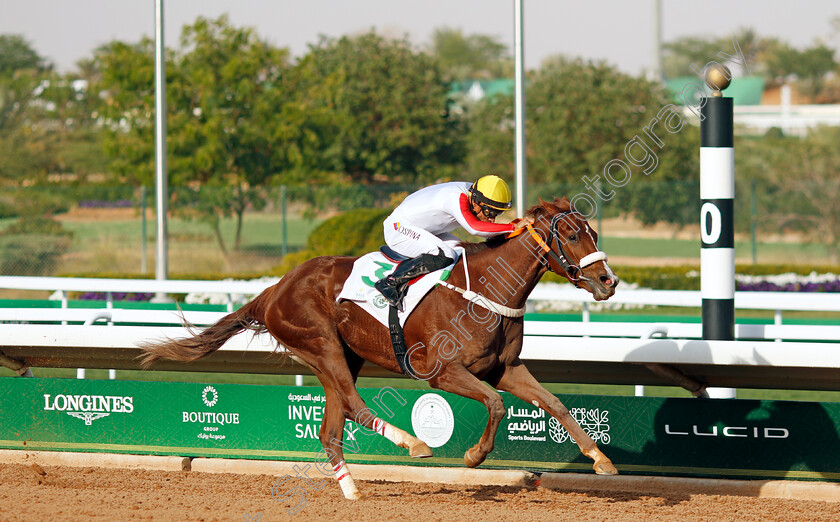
[705,64,732,97]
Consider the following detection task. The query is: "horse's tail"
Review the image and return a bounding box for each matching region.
[138,288,272,369]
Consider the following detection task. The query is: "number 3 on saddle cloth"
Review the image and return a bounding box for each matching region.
[336,246,458,328]
[336,247,458,378]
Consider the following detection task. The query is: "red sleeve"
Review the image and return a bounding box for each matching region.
[457,193,515,235]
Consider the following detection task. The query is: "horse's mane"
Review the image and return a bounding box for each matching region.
[457,196,574,254]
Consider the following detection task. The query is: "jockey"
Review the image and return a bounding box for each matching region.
[375,175,526,310]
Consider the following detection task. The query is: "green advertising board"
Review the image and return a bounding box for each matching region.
[1,378,838,481]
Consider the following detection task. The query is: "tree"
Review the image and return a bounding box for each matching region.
[93,37,158,183]
[0,34,48,79]
[292,32,465,186]
[96,16,293,256]
[662,36,732,79]
[662,28,769,79]
[757,127,840,262]
[428,27,512,81]
[466,59,699,226]
[0,34,48,142]
[168,16,291,253]
[762,42,837,102]
[663,29,840,102]
[0,35,103,188]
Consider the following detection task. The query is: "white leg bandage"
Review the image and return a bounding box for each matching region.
[372,417,410,448]
[333,460,360,500]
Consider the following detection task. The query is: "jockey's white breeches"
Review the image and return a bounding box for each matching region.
[383,218,460,259]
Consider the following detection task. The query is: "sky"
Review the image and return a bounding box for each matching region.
[0,0,838,77]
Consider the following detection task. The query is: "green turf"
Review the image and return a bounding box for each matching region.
[600,235,834,263]
[60,214,322,252]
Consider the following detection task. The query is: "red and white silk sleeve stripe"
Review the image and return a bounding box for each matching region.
[458,193,514,234]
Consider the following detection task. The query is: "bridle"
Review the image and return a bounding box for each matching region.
[514,211,607,284]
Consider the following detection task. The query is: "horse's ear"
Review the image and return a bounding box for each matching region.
[555,196,572,212]
[527,198,549,218]
[540,198,555,212]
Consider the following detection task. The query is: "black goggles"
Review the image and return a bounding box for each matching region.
[480,205,504,218]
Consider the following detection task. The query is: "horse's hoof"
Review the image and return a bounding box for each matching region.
[341,487,365,500]
[464,447,486,468]
[593,459,618,476]
[410,441,433,458]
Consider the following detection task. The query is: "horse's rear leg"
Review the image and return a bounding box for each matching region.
[428,363,506,468]
[314,351,431,500]
[490,360,617,475]
[318,384,364,500]
[314,350,366,501]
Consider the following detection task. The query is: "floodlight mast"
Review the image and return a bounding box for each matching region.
[514,0,527,217]
[154,0,169,299]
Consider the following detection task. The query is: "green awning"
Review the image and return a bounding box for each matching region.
[666,76,765,106]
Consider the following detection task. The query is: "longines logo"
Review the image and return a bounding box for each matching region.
[665,424,789,439]
[43,394,134,425]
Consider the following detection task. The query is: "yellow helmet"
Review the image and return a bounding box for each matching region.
[470,175,513,211]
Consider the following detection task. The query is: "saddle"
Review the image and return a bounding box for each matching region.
[336,248,457,379]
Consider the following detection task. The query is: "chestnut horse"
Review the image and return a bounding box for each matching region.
[140,197,619,500]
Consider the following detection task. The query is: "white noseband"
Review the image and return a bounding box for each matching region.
[579,251,607,269]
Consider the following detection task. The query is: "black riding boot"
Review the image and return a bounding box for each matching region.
[375,249,453,311]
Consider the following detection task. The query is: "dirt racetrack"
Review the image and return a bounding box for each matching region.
[1,463,838,521]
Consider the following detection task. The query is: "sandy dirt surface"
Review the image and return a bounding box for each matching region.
[1,464,838,521]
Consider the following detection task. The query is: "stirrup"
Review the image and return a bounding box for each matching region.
[374,250,453,312]
[374,277,406,311]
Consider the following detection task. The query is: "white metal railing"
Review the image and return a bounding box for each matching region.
[0,276,278,380]
[2,324,839,391]
[524,320,840,342]
[528,284,840,321]
[2,277,839,389]
[2,276,838,315]
[733,103,840,136]
[529,285,840,310]
[0,275,278,312]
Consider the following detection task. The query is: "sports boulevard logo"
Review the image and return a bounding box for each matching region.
[42,393,134,425]
[507,406,611,445]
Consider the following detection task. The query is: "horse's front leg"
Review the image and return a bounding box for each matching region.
[429,363,506,468]
[490,359,618,475]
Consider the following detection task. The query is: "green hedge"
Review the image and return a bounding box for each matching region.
[271,207,390,275]
[0,235,72,276]
[0,217,75,276]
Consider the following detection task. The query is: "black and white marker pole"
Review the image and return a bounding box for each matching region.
[700,66,735,399]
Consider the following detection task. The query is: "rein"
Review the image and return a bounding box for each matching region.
[438,247,527,318]
[518,212,607,283]
[436,211,607,318]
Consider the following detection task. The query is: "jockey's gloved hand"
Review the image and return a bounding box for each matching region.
[512,216,535,230]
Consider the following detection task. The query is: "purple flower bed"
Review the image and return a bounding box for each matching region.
[736,281,840,292]
[79,292,154,302]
